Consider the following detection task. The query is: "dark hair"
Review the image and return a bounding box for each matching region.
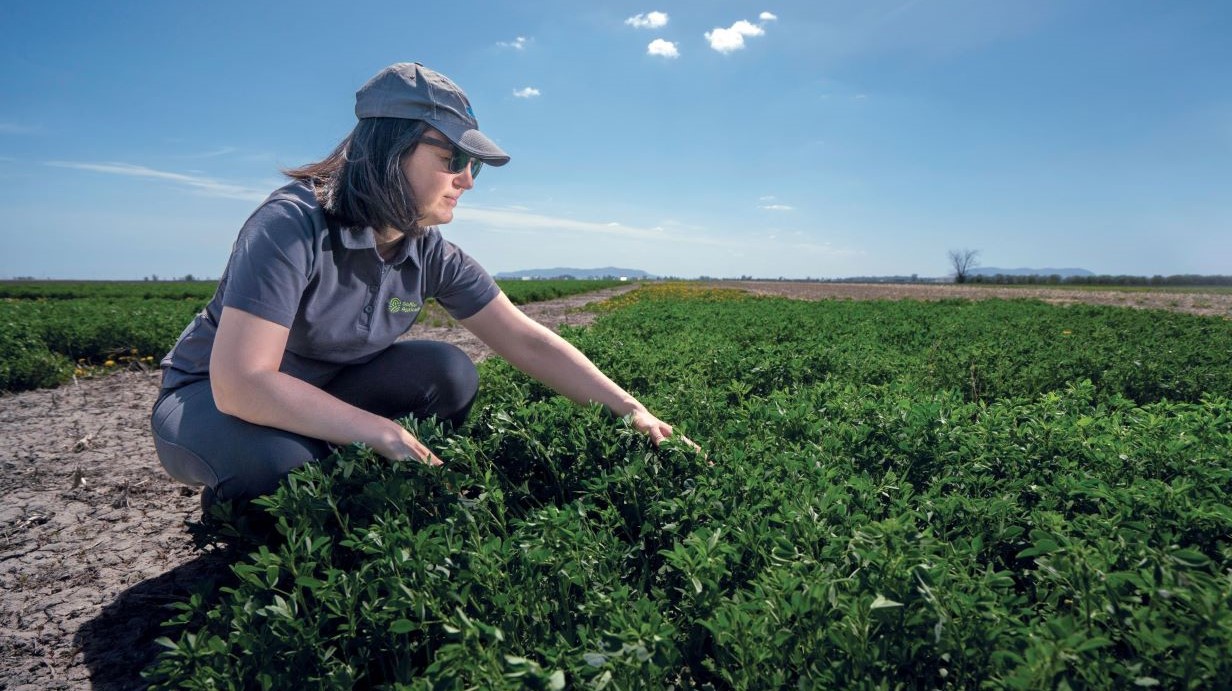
[284,117,428,236]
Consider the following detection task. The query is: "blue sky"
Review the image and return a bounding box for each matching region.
[2,1,1229,280]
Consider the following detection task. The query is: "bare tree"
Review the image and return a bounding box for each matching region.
[948,249,980,284]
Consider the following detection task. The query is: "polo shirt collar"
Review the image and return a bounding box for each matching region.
[338,225,423,268]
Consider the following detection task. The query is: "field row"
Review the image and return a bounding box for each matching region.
[0,279,626,392]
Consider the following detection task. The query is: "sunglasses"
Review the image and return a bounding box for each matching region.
[418,135,483,178]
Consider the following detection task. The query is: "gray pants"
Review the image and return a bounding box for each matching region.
[151,341,478,502]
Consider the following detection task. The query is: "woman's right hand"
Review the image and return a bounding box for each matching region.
[212,307,443,467]
[372,422,443,466]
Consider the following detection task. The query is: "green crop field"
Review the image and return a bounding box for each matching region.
[142,284,1232,689]
[0,279,627,392]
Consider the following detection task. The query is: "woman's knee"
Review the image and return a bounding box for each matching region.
[327,341,479,423]
[151,381,329,502]
[432,342,479,414]
[213,432,326,502]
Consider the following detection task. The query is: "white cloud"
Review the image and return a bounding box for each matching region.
[456,206,761,251]
[44,161,267,201]
[178,146,238,159]
[452,205,860,278]
[625,11,669,29]
[457,206,672,242]
[513,87,541,98]
[733,20,765,37]
[0,121,38,135]
[760,11,778,22]
[498,36,529,50]
[705,19,766,54]
[760,204,795,211]
[647,39,679,58]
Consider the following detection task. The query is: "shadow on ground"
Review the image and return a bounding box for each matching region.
[74,549,237,689]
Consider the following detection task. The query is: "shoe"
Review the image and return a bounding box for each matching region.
[200,486,217,514]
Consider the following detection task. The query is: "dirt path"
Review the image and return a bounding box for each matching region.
[0,285,636,691]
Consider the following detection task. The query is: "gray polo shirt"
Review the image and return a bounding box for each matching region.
[160,181,499,390]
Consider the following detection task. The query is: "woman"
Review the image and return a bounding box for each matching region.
[151,62,690,507]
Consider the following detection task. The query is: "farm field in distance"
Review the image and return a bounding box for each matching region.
[4,278,1228,394]
[1,279,1229,688]
[716,280,1232,319]
[0,278,626,393]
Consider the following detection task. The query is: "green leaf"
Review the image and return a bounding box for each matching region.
[1017,541,1060,559]
[1168,548,1210,568]
[1074,636,1112,653]
[871,594,903,609]
[389,619,416,634]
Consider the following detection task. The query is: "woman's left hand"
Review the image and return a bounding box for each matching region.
[459,295,706,456]
[629,408,703,454]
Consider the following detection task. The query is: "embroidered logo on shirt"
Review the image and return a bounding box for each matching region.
[387,297,421,313]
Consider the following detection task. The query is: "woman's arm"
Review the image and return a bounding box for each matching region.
[459,292,689,446]
[210,306,441,464]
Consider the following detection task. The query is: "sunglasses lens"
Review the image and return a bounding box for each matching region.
[449,152,481,178]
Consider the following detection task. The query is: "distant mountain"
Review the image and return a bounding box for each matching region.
[970,267,1095,278]
[494,267,653,280]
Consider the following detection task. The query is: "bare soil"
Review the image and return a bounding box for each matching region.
[1,280,1226,689]
[714,280,1232,319]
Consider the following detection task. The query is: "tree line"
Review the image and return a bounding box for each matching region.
[949,248,1230,286]
[966,273,1232,287]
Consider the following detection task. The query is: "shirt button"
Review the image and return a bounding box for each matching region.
[363,305,374,314]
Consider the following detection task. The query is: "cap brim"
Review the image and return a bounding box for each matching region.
[433,121,510,166]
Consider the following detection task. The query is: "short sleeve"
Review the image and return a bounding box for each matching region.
[220,200,315,327]
[425,235,500,320]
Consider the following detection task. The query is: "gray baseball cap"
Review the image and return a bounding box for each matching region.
[355,62,510,166]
